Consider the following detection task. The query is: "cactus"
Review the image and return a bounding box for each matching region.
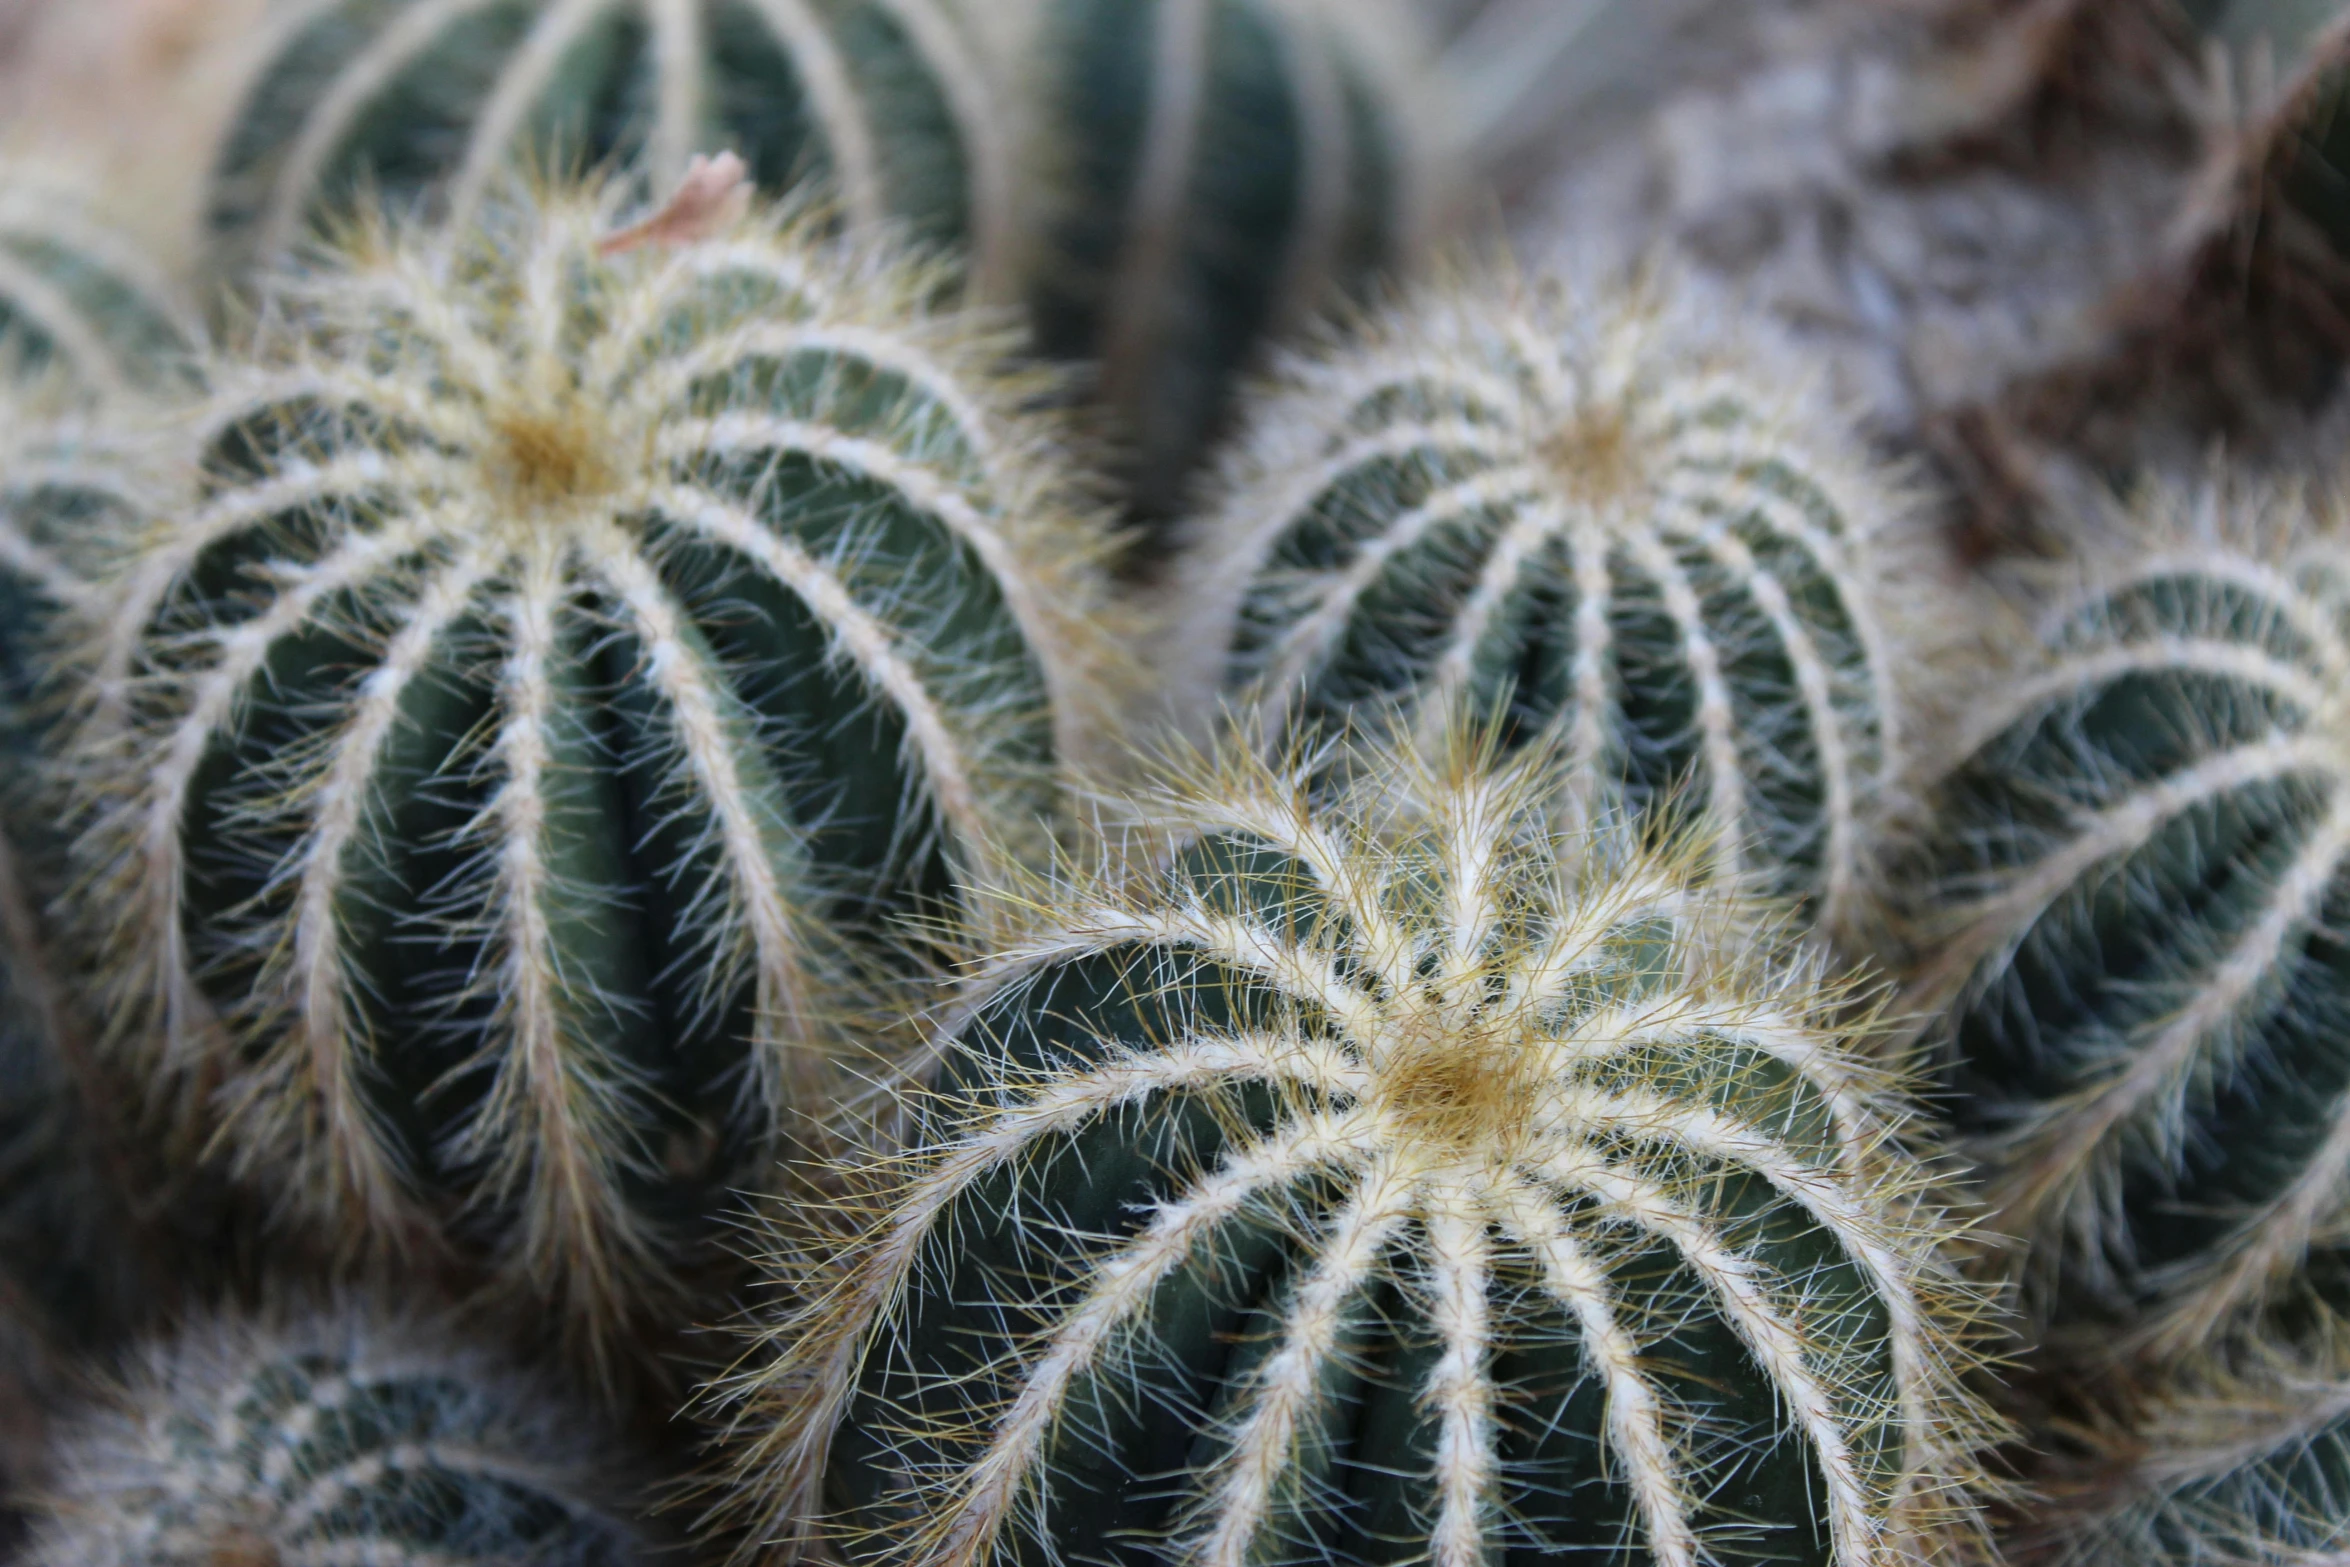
[66,176,1117,1371]
[0,165,196,396]
[722,722,1998,1567]
[204,0,1019,294]
[1020,0,1441,522]
[21,1298,646,1567]
[2022,1332,2350,1567]
[1173,268,1923,934]
[1903,476,2350,1355]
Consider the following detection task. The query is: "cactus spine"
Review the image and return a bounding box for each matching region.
[1175,269,1920,932]
[23,1299,645,1567]
[1021,0,1439,519]
[0,167,196,396]
[726,724,1997,1567]
[69,178,1116,1368]
[1906,478,2350,1352]
[206,0,1018,293]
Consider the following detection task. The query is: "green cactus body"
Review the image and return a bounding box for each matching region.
[731,727,1995,1567]
[0,171,196,396]
[23,1301,645,1566]
[2030,1343,2350,1567]
[1023,0,1437,520]
[1908,481,2350,1351]
[1175,272,1913,933]
[72,181,1115,1364]
[207,0,1017,293]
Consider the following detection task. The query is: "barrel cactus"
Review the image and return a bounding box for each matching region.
[1020,0,1440,521]
[0,166,196,396]
[204,0,1019,293]
[21,1299,646,1567]
[722,724,1997,1567]
[1905,477,2350,1353]
[1173,269,1923,933]
[67,176,1116,1368]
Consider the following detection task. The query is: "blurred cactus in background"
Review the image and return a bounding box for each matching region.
[22,1298,648,1567]
[203,0,1021,294]
[0,163,197,395]
[1019,0,1443,530]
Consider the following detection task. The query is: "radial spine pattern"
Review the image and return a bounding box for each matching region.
[1023,0,1438,518]
[71,181,1113,1363]
[0,168,196,396]
[22,1300,645,1567]
[1176,270,1915,931]
[1908,479,2350,1351]
[207,0,1017,292]
[728,726,1996,1567]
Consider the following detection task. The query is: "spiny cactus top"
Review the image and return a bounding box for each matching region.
[2026,1334,2350,1567]
[21,1299,645,1567]
[723,725,1996,1567]
[1023,0,1439,519]
[0,168,195,396]
[207,0,1018,292]
[70,178,1117,1368]
[1174,269,1919,933]
[1906,479,2350,1352]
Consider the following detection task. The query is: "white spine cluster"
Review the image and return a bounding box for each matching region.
[721,722,1998,1567]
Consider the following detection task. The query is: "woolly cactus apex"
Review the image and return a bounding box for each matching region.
[0,165,198,396]
[1904,476,2350,1355]
[70,177,1118,1371]
[1022,0,1442,522]
[720,723,1999,1567]
[2023,1332,2350,1567]
[1174,266,1926,934]
[21,1298,647,1567]
[204,0,1019,293]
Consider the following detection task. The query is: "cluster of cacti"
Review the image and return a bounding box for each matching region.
[20,1299,646,1566]
[20,0,2350,1564]
[722,723,1999,1566]
[1176,269,1919,931]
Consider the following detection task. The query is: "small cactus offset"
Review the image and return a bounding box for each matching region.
[724,723,1998,1567]
[1021,0,1440,520]
[1905,477,2350,1352]
[22,1298,646,1567]
[68,175,1117,1367]
[1174,268,1924,932]
[205,0,1019,292]
[0,165,196,395]
[2023,1335,2350,1567]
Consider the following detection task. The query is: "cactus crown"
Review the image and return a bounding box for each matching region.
[22,1299,644,1567]
[724,723,1997,1567]
[209,0,1018,293]
[0,166,196,396]
[1174,266,1919,933]
[1908,476,2350,1350]
[68,177,1117,1363]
